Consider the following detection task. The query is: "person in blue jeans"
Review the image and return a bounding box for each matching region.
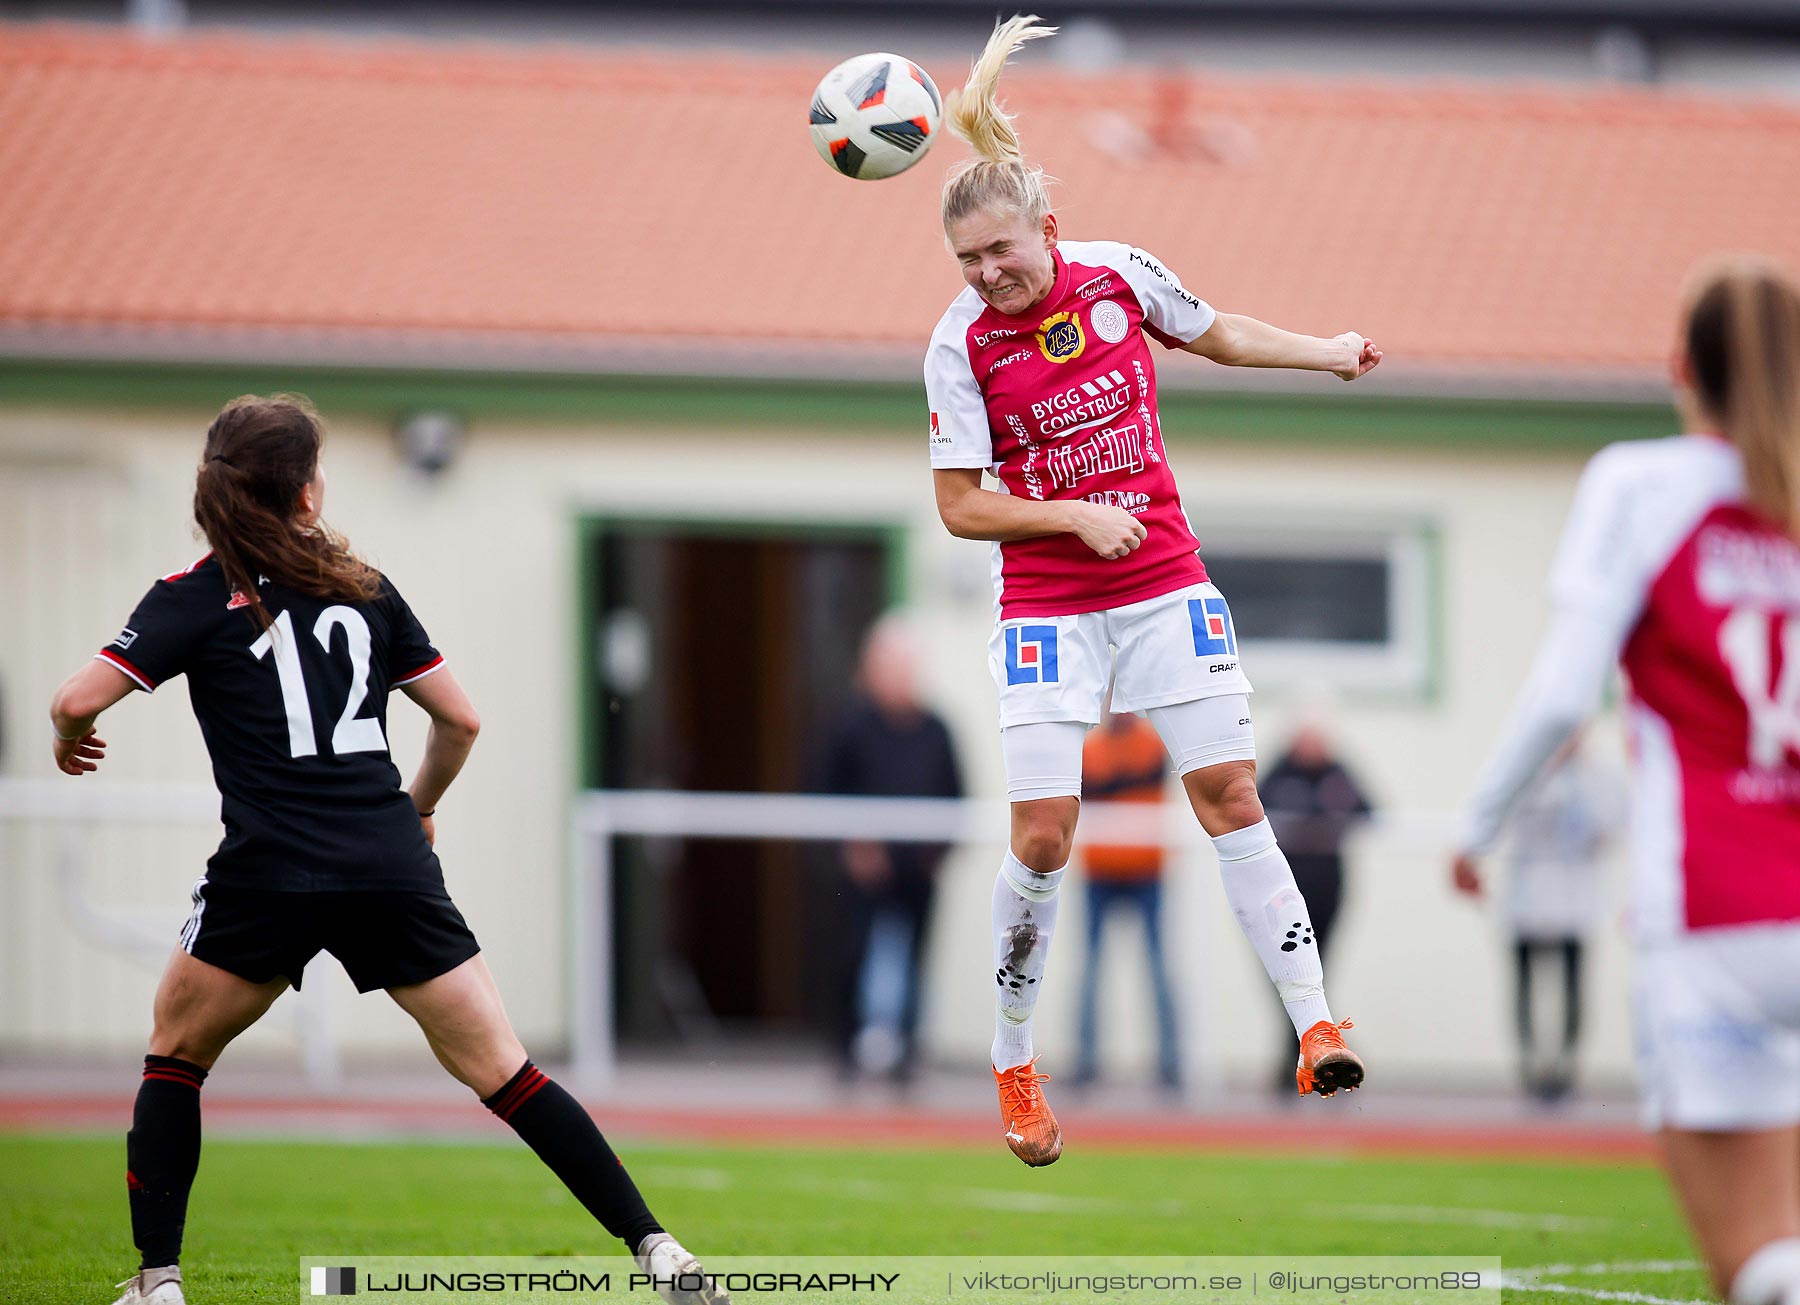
[1072,709,1181,1090]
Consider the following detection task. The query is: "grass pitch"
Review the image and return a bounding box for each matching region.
[0,1133,1709,1304]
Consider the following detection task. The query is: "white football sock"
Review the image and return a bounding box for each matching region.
[1211,818,1332,1038]
[991,850,1063,1071]
[1732,1239,1800,1305]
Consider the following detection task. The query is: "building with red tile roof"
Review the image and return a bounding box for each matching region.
[4,23,1799,393]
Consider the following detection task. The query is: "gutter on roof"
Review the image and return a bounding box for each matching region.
[0,326,1672,406]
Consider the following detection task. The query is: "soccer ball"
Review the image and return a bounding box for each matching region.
[808,53,943,181]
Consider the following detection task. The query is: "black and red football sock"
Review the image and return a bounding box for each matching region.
[482,1060,662,1251]
[126,1054,208,1270]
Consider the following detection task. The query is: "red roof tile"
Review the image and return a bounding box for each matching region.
[4,24,1800,388]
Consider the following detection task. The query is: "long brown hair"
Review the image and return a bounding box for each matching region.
[193,394,380,628]
[941,15,1057,231]
[1684,256,1800,538]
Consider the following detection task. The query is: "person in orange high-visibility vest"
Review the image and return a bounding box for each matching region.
[1072,709,1180,1090]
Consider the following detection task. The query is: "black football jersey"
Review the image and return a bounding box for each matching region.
[99,553,447,891]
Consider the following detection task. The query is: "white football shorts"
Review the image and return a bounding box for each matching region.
[1632,922,1800,1131]
[986,580,1253,730]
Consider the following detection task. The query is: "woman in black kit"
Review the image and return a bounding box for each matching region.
[50,396,726,1305]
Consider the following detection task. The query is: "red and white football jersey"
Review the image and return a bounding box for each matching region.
[925,240,1217,619]
[1551,435,1800,935]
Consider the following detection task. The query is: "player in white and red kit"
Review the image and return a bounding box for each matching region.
[1453,259,1800,1305]
[925,16,1382,1167]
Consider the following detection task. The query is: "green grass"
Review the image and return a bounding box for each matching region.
[0,1133,1710,1304]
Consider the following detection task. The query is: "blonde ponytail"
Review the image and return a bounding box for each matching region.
[1684,256,1800,539]
[942,15,1057,229]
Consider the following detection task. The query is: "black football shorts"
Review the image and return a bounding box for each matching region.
[180,879,482,993]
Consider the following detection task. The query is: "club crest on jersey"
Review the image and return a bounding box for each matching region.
[226,574,270,609]
[1035,311,1086,365]
[1189,596,1238,658]
[1005,625,1060,685]
[1090,300,1130,344]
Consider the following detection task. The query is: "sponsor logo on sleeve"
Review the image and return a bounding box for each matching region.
[1127,250,1203,311]
[1005,625,1060,685]
[1090,300,1130,344]
[1035,311,1086,364]
[111,628,138,650]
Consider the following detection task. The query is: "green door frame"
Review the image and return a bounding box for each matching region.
[571,511,911,793]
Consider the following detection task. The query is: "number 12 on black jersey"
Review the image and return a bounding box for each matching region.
[251,606,387,758]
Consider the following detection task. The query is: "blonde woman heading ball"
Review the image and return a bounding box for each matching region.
[924,16,1381,1167]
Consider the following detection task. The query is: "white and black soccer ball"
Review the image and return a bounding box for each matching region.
[808,52,943,181]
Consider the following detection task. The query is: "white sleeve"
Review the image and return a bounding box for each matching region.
[1106,244,1216,346]
[1545,445,1663,625]
[924,317,993,470]
[1454,446,1665,853]
[1454,604,1631,854]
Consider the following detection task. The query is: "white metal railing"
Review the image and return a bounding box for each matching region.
[3,780,1458,1093]
[0,778,344,1089]
[566,790,1459,1090]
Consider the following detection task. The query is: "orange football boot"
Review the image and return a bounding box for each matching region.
[1296,1018,1364,1097]
[994,1058,1062,1166]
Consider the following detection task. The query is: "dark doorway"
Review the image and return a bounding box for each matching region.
[580,521,899,1045]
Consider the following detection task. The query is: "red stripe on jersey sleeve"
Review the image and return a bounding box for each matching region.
[160,551,214,583]
[95,648,156,691]
[393,655,445,687]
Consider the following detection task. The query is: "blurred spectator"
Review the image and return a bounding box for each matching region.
[1498,732,1624,1102]
[1072,708,1180,1091]
[1261,719,1373,1093]
[816,614,963,1082]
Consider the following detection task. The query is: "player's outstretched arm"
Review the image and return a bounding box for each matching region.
[48,660,135,776]
[400,667,481,845]
[934,468,1146,559]
[1184,313,1382,380]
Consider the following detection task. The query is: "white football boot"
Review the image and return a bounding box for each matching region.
[111,1266,184,1304]
[635,1233,731,1304]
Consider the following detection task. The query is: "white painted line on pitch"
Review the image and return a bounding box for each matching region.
[633,1166,735,1191]
[1499,1272,1710,1305]
[785,1177,897,1203]
[1322,1202,1617,1231]
[959,1188,1186,1217]
[783,1175,1183,1217]
[1514,1262,1700,1278]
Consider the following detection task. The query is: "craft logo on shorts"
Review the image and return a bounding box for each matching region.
[1005,625,1060,685]
[1035,311,1086,364]
[111,627,139,650]
[310,1266,357,1296]
[1090,300,1130,344]
[1188,596,1239,658]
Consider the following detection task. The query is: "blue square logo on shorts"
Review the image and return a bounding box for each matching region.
[1006,625,1060,685]
[1188,596,1238,657]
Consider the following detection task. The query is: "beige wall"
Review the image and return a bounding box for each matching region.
[0,401,1633,1089]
